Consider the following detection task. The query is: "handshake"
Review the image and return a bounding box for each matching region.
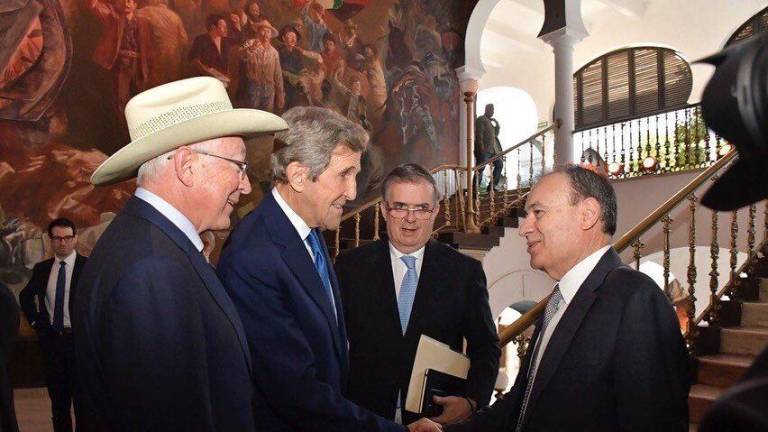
[406,395,476,431]
[408,418,442,432]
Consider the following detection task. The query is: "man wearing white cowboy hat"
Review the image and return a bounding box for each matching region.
[234,18,285,113]
[72,76,287,431]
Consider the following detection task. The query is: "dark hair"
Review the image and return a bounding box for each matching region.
[554,165,617,235]
[322,33,336,44]
[48,218,76,237]
[206,14,225,31]
[382,163,439,202]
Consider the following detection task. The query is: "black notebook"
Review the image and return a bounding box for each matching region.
[419,368,468,417]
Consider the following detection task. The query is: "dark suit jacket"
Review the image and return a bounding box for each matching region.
[217,192,404,432]
[334,239,500,423]
[73,196,254,431]
[0,282,19,432]
[19,254,86,333]
[445,248,691,432]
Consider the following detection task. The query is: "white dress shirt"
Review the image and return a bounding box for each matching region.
[272,188,337,315]
[45,250,77,328]
[529,245,611,378]
[135,187,204,252]
[389,243,425,299]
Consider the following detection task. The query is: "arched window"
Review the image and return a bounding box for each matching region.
[726,6,768,46]
[573,47,692,129]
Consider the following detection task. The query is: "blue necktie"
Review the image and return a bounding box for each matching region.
[398,256,418,334]
[52,261,66,333]
[306,229,336,320]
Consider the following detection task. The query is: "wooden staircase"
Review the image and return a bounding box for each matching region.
[689,250,768,429]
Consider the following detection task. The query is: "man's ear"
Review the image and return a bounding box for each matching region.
[580,197,601,231]
[286,161,310,192]
[172,147,196,187]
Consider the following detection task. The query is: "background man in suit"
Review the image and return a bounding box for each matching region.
[474,104,503,193]
[0,281,19,432]
[335,163,500,426]
[217,107,441,432]
[20,218,86,432]
[445,166,691,432]
[74,76,287,430]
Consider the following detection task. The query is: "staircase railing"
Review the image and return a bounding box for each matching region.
[498,149,755,357]
[573,103,733,179]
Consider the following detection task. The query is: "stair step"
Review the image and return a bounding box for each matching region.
[696,354,754,387]
[689,383,725,423]
[720,326,768,356]
[742,302,768,327]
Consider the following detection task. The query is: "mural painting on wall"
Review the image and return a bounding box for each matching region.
[0,0,464,292]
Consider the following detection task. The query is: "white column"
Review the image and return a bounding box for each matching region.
[540,28,586,166]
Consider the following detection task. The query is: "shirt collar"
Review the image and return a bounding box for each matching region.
[272,187,313,241]
[557,245,611,305]
[135,187,204,252]
[389,242,425,263]
[54,251,77,266]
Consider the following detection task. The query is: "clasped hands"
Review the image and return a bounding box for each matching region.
[407,395,476,431]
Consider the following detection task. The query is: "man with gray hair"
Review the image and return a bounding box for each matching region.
[335,163,500,426]
[74,76,287,430]
[217,107,441,432]
[444,165,690,432]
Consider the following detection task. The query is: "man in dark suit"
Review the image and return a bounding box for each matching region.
[73,76,287,430]
[335,163,500,426]
[19,218,85,432]
[445,166,691,432]
[0,281,19,432]
[217,107,441,432]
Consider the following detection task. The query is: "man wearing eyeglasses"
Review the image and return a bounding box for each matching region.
[335,163,500,427]
[20,218,86,432]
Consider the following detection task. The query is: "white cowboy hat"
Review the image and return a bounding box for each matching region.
[91,76,288,185]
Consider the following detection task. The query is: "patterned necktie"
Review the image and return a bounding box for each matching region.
[306,229,336,320]
[52,261,67,333]
[515,285,563,432]
[398,255,418,334]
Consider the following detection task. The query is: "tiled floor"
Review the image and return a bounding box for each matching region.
[13,387,53,432]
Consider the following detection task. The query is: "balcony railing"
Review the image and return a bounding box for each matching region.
[574,104,733,179]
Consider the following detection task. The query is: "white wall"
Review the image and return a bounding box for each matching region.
[474,0,767,123]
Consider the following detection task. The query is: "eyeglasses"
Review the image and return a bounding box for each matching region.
[50,235,75,242]
[168,150,248,179]
[385,203,435,220]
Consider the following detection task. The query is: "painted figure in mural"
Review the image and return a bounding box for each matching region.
[241,0,266,40]
[321,34,344,78]
[302,1,330,53]
[20,218,86,432]
[86,0,151,126]
[0,0,71,122]
[74,76,287,430]
[136,0,189,89]
[332,72,367,127]
[297,56,326,106]
[340,19,365,71]
[217,106,442,432]
[474,104,503,193]
[278,24,322,107]
[361,44,387,129]
[189,14,235,87]
[234,19,284,112]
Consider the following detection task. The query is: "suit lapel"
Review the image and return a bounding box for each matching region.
[262,194,345,363]
[125,196,252,371]
[525,248,623,417]
[404,240,442,339]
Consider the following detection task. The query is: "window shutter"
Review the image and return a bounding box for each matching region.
[633,48,659,114]
[606,51,630,120]
[727,7,768,46]
[581,61,604,126]
[663,50,692,107]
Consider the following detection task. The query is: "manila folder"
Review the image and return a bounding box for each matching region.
[405,334,470,413]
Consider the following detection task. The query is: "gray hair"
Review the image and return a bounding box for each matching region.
[271,106,369,183]
[381,163,439,202]
[545,165,617,236]
[136,140,217,186]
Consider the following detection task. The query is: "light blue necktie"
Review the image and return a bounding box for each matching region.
[306,229,336,320]
[398,255,418,334]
